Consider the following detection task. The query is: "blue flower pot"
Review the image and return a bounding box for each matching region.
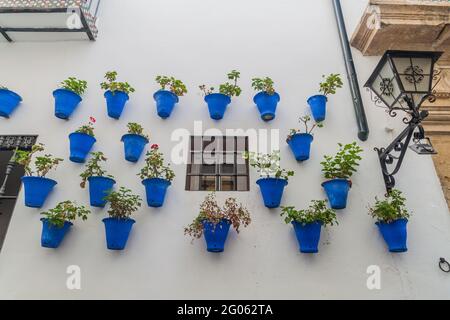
[253,91,280,121]
[287,133,313,161]
[88,176,116,208]
[21,176,57,208]
[204,93,231,120]
[142,178,171,207]
[256,178,288,208]
[322,179,351,209]
[121,134,149,163]
[376,219,408,253]
[69,132,96,163]
[202,219,231,252]
[0,89,22,118]
[53,89,82,120]
[104,90,129,119]
[103,218,135,250]
[40,218,73,248]
[153,90,179,119]
[292,221,322,253]
[307,94,327,122]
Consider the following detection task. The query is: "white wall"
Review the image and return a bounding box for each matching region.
[0,0,449,299]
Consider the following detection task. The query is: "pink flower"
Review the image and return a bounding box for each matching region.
[89,116,96,123]
[151,144,159,150]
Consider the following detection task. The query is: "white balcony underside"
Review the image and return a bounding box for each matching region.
[0,12,73,28]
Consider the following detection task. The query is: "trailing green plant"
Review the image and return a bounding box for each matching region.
[319,73,343,96]
[41,200,90,228]
[368,189,411,223]
[155,75,187,96]
[243,150,294,180]
[79,151,114,188]
[59,77,87,96]
[199,70,242,97]
[321,142,363,180]
[138,144,175,182]
[281,200,337,227]
[75,116,96,137]
[100,71,135,95]
[12,143,63,177]
[251,77,275,95]
[0,84,7,90]
[184,193,251,241]
[287,115,323,141]
[104,187,142,220]
[126,122,149,139]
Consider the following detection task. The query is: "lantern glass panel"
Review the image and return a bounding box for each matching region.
[392,57,433,93]
[372,62,402,107]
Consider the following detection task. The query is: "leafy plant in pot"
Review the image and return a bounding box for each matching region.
[40,200,90,248]
[286,115,323,161]
[121,122,149,163]
[251,77,280,121]
[199,70,242,120]
[101,71,135,119]
[320,142,363,209]
[154,75,187,119]
[184,193,251,252]
[368,189,411,253]
[13,143,63,208]
[53,77,87,119]
[243,151,294,208]
[307,73,343,122]
[80,151,116,208]
[69,117,96,163]
[281,200,337,253]
[0,84,22,118]
[102,187,142,250]
[138,144,175,207]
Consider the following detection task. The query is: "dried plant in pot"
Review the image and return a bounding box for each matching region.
[138,144,175,207]
[184,193,251,252]
[251,76,280,121]
[53,77,87,119]
[40,201,90,248]
[243,150,294,208]
[307,73,343,122]
[13,143,63,208]
[69,117,97,163]
[0,84,22,118]
[286,115,323,161]
[100,71,135,119]
[80,151,116,208]
[102,187,142,250]
[281,200,337,253]
[368,189,411,253]
[154,75,187,119]
[320,142,363,209]
[121,122,149,163]
[199,70,241,120]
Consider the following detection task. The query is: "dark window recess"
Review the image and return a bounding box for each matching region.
[186,136,250,191]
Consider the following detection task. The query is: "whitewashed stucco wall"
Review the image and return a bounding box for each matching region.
[0,0,449,299]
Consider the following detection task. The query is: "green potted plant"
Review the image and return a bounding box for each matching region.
[320,142,363,209]
[281,200,337,253]
[13,143,63,208]
[184,193,251,252]
[154,75,187,118]
[243,151,294,208]
[102,187,142,250]
[40,200,90,248]
[286,115,323,161]
[53,77,88,119]
[0,84,22,118]
[69,116,96,163]
[121,122,149,162]
[368,189,411,253]
[80,151,116,208]
[199,70,241,120]
[100,71,135,119]
[138,144,175,207]
[307,73,343,122]
[251,77,280,121]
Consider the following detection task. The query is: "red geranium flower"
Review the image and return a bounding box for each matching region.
[89,116,96,123]
[151,144,159,150]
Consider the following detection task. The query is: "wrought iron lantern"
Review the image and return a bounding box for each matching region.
[364,50,442,192]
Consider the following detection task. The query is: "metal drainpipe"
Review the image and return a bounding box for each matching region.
[332,0,370,141]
